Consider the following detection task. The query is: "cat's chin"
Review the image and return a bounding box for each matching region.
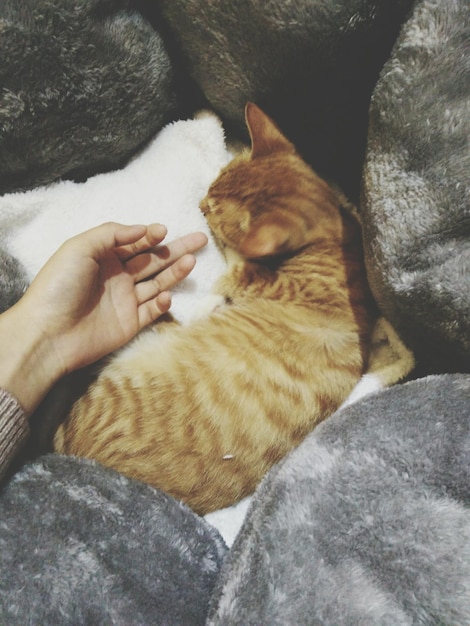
[188,294,226,323]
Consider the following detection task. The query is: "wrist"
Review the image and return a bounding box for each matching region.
[0,301,65,415]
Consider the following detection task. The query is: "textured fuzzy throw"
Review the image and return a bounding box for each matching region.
[361,0,470,372]
[0,454,227,625]
[208,374,470,625]
[0,0,468,620]
[0,0,183,195]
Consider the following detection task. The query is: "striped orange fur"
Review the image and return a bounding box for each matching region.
[53,103,376,514]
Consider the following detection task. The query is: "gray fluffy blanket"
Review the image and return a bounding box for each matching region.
[0,455,227,625]
[362,0,470,372]
[0,0,184,194]
[0,0,469,623]
[207,374,470,625]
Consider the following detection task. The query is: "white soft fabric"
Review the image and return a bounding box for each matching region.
[0,113,231,325]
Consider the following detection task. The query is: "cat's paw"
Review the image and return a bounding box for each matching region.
[189,294,226,322]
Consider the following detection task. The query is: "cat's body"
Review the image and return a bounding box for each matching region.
[54,103,375,514]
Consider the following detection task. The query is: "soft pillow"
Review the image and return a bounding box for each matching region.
[361,0,470,372]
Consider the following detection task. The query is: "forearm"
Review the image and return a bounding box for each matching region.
[0,302,64,416]
[0,301,63,478]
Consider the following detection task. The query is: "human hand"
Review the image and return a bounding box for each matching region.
[0,222,207,413]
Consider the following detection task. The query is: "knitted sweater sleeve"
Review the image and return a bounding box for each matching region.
[0,389,29,481]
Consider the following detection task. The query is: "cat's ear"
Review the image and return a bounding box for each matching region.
[240,221,290,258]
[245,102,295,159]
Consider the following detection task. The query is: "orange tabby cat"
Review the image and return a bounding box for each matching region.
[53,103,375,514]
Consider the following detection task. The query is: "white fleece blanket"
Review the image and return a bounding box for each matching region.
[0,112,414,546]
[0,112,230,325]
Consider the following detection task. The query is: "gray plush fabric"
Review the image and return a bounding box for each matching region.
[0,0,181,194]
[361,0,470,372]
[1,1,469,622]
[0,454,227,625]
[157,0,414,199]
[0,249,27,313]
[208,374,470,625]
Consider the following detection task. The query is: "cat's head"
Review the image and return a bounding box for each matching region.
[200,102,342,258]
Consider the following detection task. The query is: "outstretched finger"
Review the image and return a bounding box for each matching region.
[126,232,207,283]
[116,223,168,261]
[138,291,173,328]
[65,222,149,259]
[134,254,197,305]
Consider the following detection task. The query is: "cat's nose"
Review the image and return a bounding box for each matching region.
[199,198,209,215]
